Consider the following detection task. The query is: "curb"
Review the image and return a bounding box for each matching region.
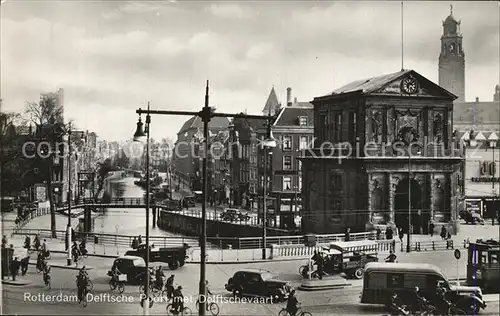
[186,257,309,265]
[28,262,95,271]
[298,283,351,291]
[51,250,118,259]
[1,278,33,286]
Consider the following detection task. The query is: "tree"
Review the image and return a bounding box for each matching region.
[25,95,63,128]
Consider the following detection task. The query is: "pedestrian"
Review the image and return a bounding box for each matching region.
[429,222,435,237]
[131,237,138,249]
[446,232,451,240]
[440,226,447,240]
[2,235,8,248]
[317,253,324,280]
[376,228,382,240]
[11,257,20,281]
[344,227,351,242]
[385,226,393,240]
[398,228,404,243]
[138,235,143,245]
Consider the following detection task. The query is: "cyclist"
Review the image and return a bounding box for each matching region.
[43,263,51,286]
[286,289,299,316]
[385,250,397,263]
[78,266,89,281]
[24,235,31,249]
[110,265,122,288]
[34,234,40,251]
[166,274,175,299]
[79,239,88,257]
[387,291,408,315]
[154,266,165,290]
[36,251,45,271]
[172,285,184,314]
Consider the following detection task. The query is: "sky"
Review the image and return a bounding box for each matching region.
[1,1,499,141]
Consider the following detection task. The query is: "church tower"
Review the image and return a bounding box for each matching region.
[438,5,465,102]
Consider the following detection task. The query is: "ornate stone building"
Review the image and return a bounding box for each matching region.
[301,69,464,234]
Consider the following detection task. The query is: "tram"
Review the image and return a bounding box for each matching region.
[467,239,500,293]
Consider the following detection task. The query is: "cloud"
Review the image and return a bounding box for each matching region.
[1,1,498,142]
[208,4,254,19]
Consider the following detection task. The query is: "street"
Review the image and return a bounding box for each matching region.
[3,251,499,315]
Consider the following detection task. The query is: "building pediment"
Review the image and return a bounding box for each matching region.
[371,70,456,99]
[316,69,456,101]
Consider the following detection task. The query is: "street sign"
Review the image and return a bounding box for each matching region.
[454,249,461,260]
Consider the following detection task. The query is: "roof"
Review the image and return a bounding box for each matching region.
[364,262,446,278]
[318,69,456,100]
[455,130,499,142]
[116,255,144,261]
[235,268,272,274]
[329,240,379,248]
[273,103,314,127]
[262,87,280,115]
[177,116,230,135]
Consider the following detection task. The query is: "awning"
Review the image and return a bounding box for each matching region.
[488,132,498,140]
[475,132,486,140]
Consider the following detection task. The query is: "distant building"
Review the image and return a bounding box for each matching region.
[173,115,230,190]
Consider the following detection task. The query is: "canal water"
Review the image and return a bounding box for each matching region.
[93,176,180,237]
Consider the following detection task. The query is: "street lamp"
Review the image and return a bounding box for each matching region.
[133,81,276,316]
[262,128,277,259]
[62,123,74,266]
[133,102,151,316]
[407,145,421,253]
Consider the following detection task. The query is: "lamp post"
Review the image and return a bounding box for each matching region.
[406,138,421,253]
[133,82,275,316]
[262,124,277,259]
[65,123,73,266]
[133,102,151,316]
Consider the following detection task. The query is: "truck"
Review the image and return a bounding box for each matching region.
[124,243,190,270]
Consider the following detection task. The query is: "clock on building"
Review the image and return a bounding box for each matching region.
[401,76,418,94]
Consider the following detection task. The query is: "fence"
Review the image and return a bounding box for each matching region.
[401,239,460,252]
[12,206,51,232]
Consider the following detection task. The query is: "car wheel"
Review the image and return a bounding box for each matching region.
[169,260,179,270]
[354,268,364,279]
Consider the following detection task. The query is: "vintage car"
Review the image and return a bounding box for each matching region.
[361,262,486,315]
[460,210,485,225]
[329,240,379,279]
[225,269,292,303]
[110,255,147,284]
[124,243,190,270]
[220,208,251,222]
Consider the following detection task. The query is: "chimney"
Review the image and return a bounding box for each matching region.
[475,97,479,102]
[294,97,297,104]
[286,87,292,106]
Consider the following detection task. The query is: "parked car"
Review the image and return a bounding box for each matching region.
[220,208,250,222]
[460,210,485,225]
[225,269,292,303]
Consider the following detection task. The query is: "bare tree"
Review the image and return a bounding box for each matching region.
[25,94,63,128]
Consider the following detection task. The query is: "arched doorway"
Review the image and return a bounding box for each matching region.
[394,178,422,233]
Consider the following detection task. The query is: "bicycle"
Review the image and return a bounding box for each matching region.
[109,278,125,294]
[196,299,220,316]
[76,277,93,292]
[139,282,167,298]
[43,274,51,290]
[278,307,312,316]
[166,304,192,316]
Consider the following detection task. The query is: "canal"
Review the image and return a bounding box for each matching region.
[93,175,180,237]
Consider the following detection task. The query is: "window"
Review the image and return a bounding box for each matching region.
[299,136,308,150]
[387,274,404,288]
[299,116,308,126]
[283,136,292,150]
[298,176,302,191]
[297,159,302,171]
[283,176,292,191]
[335,112,342,142]
[283,156,292,170]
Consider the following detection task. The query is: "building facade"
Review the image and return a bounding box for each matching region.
[172,116,230,189]
[302,69,463,235]
[457,131,499,217]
